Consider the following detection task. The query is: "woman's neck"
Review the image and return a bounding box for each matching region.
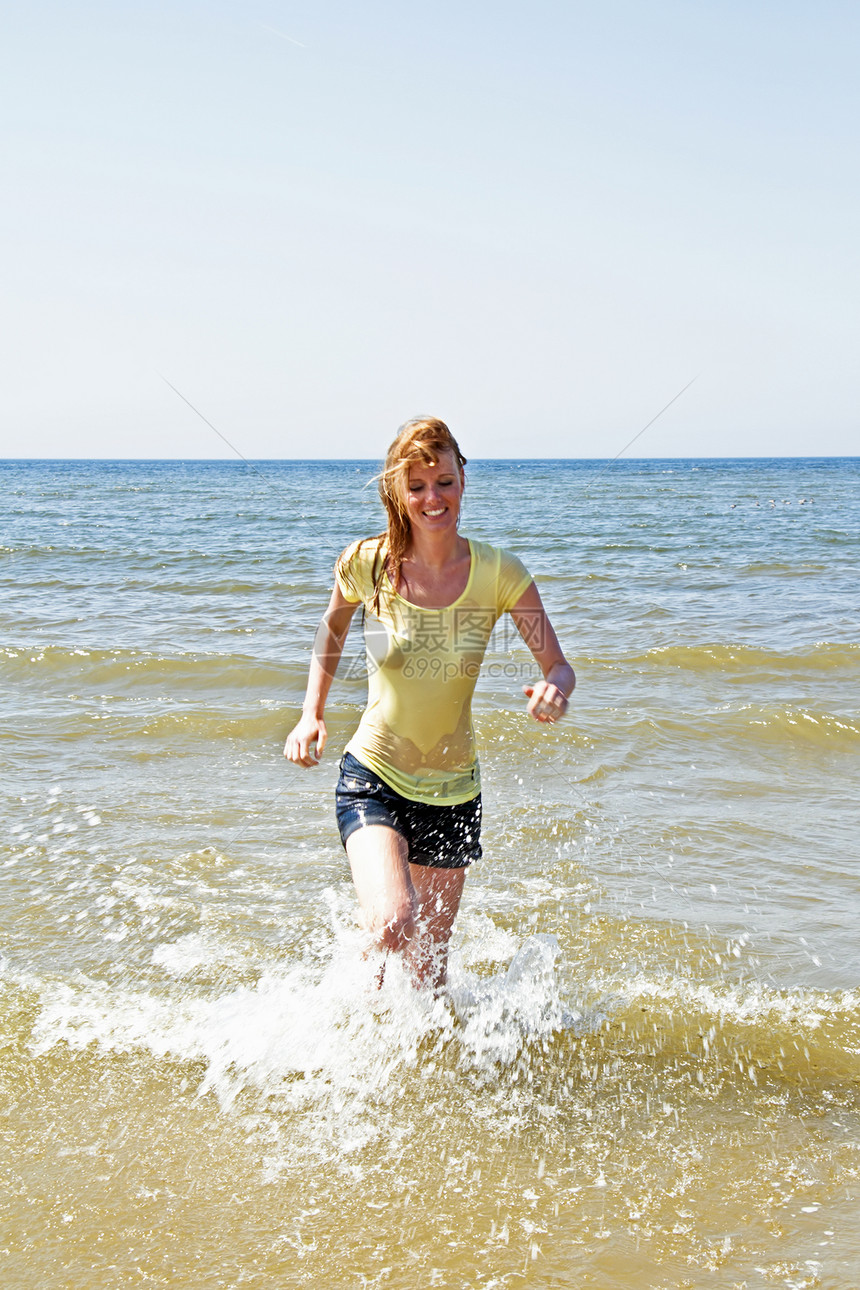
[404,529,469,572]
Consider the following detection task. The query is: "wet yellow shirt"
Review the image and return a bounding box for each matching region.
[335,538,533,804]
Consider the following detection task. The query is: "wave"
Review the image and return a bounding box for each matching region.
[608,968,860,1087]
[598,641,860,675]
[6,931,584,1113]
[745,703,860,745]
[6,647,857,754]
[714,703,860,749]
[592,702,860,753]
[8,919,857,1128]
[0,705,289,744]
[738,561,830,577]
[0,644,304,692]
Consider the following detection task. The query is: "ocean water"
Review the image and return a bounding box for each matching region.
[1,455,858,1289]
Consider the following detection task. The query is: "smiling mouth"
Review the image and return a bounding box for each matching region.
[423,507,447,516]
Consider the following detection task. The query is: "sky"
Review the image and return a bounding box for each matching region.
[3,0,859,459]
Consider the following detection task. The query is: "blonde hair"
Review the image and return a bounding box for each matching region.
[337,417,467,612]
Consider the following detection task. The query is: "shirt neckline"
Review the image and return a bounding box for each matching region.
[385,537,475,610]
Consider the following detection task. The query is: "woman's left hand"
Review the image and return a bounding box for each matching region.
[510,582,575,726]
[522,681,569,724]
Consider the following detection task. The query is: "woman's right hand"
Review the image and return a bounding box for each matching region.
[283,713,327,767]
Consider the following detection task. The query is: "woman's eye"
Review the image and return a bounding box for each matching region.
[409,478,455,493]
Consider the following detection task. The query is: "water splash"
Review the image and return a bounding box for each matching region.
[24,901,595,1137]
[450,934,595,1068]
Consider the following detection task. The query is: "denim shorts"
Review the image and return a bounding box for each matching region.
[335,752,482,870]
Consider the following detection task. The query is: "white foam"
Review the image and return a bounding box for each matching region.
[27,916,594,1126]
[450,934,595,1068]
[613,968,860,1035]
[151,931,250,978]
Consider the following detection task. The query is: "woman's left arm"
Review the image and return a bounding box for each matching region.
[509,581,575,724]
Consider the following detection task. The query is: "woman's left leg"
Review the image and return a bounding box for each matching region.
[404,863,467,991]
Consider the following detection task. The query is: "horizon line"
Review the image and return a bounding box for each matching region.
[3,453,858,465]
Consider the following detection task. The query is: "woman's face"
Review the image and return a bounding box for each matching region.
[401,450,464,537]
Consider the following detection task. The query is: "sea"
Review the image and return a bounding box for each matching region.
[1,456,858,1289]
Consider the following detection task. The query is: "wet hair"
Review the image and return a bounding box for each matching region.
[337,417,467,613]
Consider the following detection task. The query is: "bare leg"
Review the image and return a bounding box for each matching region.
[345,825,417,956]
[405,863,467,992]
[345,825,467,991]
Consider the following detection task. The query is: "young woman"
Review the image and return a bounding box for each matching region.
[284,418,575,991]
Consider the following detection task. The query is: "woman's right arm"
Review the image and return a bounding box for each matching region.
[283,585,360,767]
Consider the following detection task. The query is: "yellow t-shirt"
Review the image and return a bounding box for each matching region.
[335,537,533,804]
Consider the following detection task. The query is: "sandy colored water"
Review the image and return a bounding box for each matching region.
[1,457,858,1287]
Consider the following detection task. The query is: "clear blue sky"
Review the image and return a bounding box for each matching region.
[3,1,858,458]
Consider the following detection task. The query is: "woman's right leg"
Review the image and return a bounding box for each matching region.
[345,823,417,954]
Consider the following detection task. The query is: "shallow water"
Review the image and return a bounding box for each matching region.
[1,457,859,1287]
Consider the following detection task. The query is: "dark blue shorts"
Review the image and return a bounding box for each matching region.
[335,752,482,870]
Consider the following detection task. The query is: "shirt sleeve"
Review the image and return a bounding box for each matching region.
[496,548,533,612]
[334,541,364,603]
[334,538,385,605]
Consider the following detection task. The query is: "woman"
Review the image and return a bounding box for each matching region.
[284,418,575,991]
